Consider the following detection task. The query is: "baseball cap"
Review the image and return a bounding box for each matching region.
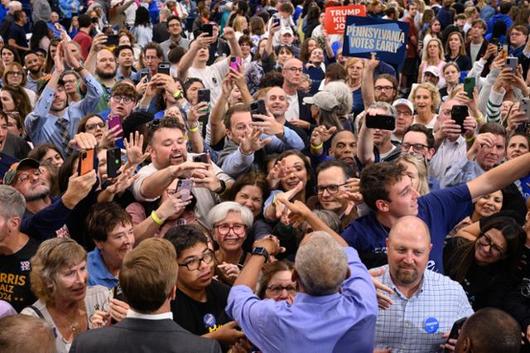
[424,66,440,77]
[280,27,293,36]
[392,98,414,114]
[303,91,340,112]
[3,158,40,185]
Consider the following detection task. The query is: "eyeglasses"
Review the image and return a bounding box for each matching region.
[374,85,394,91]
[112,95,134,104]
[178,249,215,271]
[285,67,303,73]
[16,168,43,184]
[401,143,429,153]
[396,110,412,117]
[266,284,297,295]
[478,233,506,256]
[215,223,246,236]
[6,71,22,76]
[85,122,105,131]
[317,182,347,195]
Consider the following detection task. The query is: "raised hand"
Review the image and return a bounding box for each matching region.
[124,131,149,166]
[240,128,272,155]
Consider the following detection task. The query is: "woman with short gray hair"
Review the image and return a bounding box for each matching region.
[207,201,254,285]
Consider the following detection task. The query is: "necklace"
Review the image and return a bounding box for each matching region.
[49,302,87,341]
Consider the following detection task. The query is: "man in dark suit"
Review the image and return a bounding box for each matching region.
[69,238,222,353]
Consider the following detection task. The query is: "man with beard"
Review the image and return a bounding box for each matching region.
[373,216,473,352]
[24,51,45,93]
[132,118,233,225]
[361,54,399,108]
[341,151,530,272]
[25,41,105,156]
[3,158,98,240]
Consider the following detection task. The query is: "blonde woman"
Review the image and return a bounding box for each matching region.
[397,153,430,195]
[345,57,365,116]
[419,38,446,88]
[410,82,440,128]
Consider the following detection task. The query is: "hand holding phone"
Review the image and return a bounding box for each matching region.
[176,179,193,200]
[365,114,395,131]
[451,105,469,133]
[463,77,475,99]
[106,148,122,178]
[250,100,267,116]
[78,149,96,175]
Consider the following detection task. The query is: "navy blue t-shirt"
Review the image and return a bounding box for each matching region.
[341,183,473,273]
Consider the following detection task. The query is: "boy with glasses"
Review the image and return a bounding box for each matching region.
[166,224,246,350]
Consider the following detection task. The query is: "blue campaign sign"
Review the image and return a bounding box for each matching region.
[342,16,410,68]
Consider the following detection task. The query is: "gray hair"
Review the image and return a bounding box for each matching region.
[368,101,397,117]
[295,231,348,296]
[0,185,26,219]
[206,201,254,229]
[311,210,341,233]
[323,81,353,116]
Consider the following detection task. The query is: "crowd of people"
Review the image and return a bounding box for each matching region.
[0,0,528,351]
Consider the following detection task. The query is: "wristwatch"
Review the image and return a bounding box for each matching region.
[214,179,226,194]
[73,65,84,73]
[251,247,269,262]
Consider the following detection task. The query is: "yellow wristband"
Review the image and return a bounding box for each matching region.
[311,143,323,150]
[188,124,199,133]
[150,211,163,225]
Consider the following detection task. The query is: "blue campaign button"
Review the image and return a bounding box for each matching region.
[203,313,217,328]
[424,317,439,334]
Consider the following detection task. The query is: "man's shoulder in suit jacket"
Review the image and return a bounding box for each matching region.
[69,318,222,353]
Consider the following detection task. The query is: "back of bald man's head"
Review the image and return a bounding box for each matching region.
[459,308,521,353]
[388,216,431,244]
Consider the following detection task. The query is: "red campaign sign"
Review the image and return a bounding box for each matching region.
[324,5,367,35]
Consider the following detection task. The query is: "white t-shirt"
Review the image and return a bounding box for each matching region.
[285,92,300,122]
[187,58,230,108]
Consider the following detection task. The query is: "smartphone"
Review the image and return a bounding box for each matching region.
[443,317,467,353]
[106,148,122,178]
[506,56,518,71]
[463,77,475,99]
[139,68,151,82]
[193,153,209,163]
[273,17,280,27]
[106,34,119,46]
[365,114,395,131]
[202,23,213,37]
[78,149,96,176]
[250,99,267,116]
[451,105,469,133]
[176,179,193,199]
[520,98,530,119]
[198,89,210,103]
[108,115,123,136]
[157,62,171,75]
[229,56,241,72]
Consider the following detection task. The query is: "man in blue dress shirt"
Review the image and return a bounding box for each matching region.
[226,200,378,353]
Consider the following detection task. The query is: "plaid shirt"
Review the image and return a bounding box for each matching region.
[375,265,474,353]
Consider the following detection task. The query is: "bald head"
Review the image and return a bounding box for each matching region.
[386,216,432,291]
[455,308,521,353]
[388,216,431,245]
